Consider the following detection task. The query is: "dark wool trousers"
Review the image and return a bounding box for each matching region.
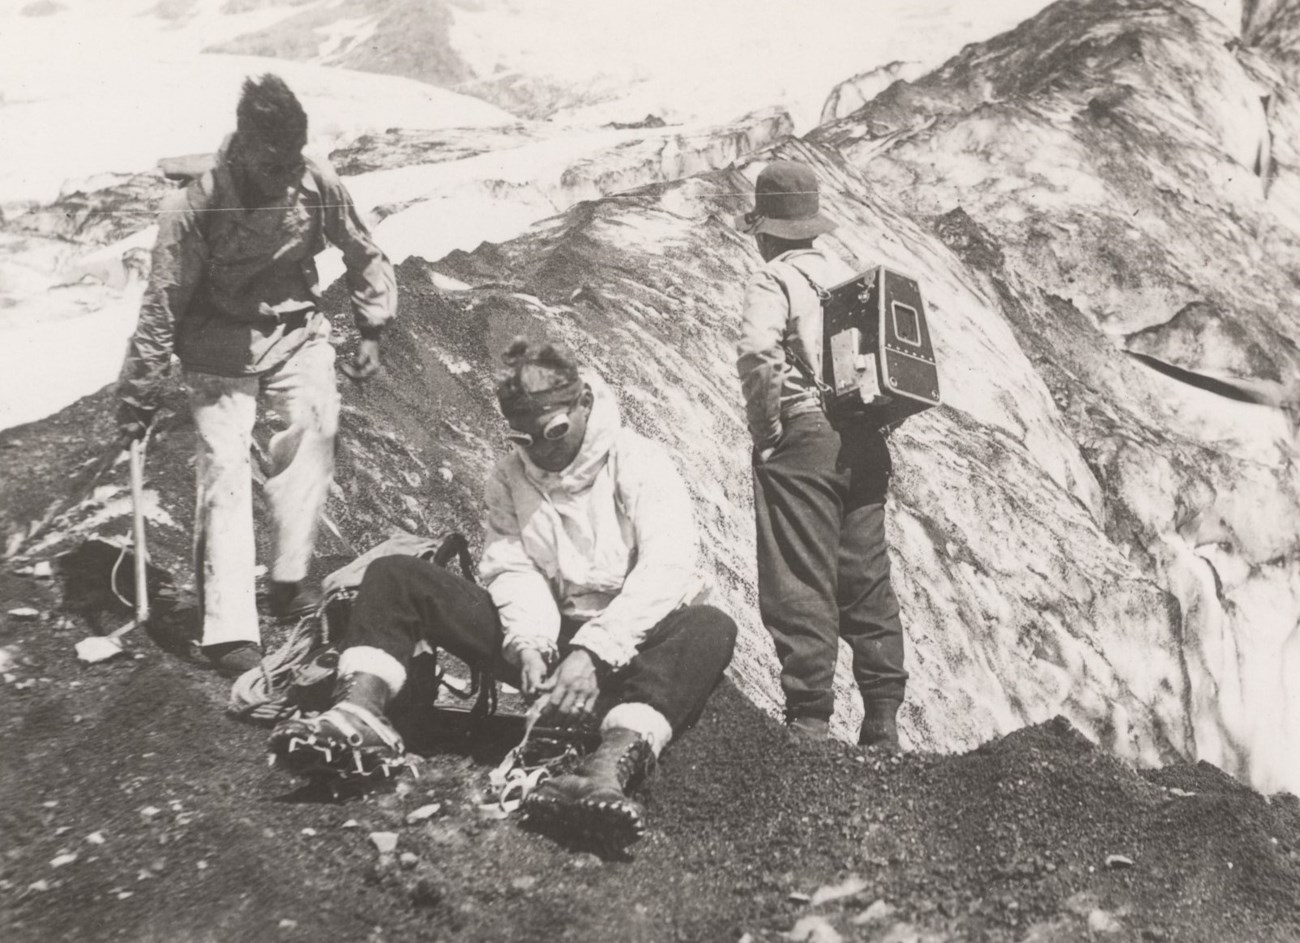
[753,410,908,721]
[344,555,737,732]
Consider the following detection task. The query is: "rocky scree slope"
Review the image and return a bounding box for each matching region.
[1,642,1298,942]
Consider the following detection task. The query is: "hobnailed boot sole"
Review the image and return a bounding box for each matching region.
[522,785,646,847]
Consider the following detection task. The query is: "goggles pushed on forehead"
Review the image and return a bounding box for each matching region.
[505,409,574,448]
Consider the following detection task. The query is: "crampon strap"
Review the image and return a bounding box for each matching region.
[487,703,582,814]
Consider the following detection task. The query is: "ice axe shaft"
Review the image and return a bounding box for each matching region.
[75,438,149,664]
[129,438,149,625]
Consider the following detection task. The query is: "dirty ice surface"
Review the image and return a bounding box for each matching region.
[0,0,1071,430]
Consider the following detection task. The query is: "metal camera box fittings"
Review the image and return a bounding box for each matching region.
[820,265,941,427]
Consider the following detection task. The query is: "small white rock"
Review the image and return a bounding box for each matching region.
[1104,854,1134,869]
[139,806,161,819]
[8,608,39,620]
[785,914,843,943]
[369,831,399,854]
[301,828,318,836]
[279,919,298,929]
[405,803,442,824]
[787,891,812,904]
[116,891,133,900]
[32,561,53,579]
[50,852,78,868]
[341,819,360,829]
[439,466,454,483]
[28,880,51,894]
[852,900,897,925]
[811,874,868,906]
[197,861,208,871]
[1087,909,1123,934]
[399,852,419,869]
[86,831,106,845]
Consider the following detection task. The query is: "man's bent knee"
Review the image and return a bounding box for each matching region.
[362,554,444,591]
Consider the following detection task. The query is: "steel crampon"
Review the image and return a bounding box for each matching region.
[270,702,413,785]
[487,702,582,813]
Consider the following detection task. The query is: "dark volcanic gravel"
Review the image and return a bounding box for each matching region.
[2,571,1298,943]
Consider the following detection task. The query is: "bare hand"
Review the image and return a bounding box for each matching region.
[116,401,156,447]
[541,649,601,725]
[340,338,381,382]
[753,428,782,465]
[519,650,550,700]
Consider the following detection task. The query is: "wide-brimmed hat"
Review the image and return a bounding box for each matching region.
[734,160,837,239]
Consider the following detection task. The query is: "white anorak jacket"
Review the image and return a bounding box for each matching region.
[479,374,702,671]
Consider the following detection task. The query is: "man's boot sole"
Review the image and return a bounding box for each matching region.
[523,789,646,847]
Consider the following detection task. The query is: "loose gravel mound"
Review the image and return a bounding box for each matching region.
[2,577,1297,942]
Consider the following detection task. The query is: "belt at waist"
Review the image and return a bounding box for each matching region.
[780,394,824,421]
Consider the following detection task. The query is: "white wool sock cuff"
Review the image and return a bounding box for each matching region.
[601,703,673,757]
[337,646,407,698]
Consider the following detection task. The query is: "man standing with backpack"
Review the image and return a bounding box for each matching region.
[115,74,396,677]
[734,160,907,749]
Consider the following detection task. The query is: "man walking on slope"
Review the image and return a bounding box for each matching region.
[116,74,396,677]
[735,160,907,750]
[269,338,737,845]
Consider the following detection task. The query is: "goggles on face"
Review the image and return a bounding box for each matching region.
[505,409,573,448]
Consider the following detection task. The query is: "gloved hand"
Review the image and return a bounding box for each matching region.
[116,400,156,446]
[340,338,381,382]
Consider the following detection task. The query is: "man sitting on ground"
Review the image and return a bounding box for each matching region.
[269,338,737,843]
